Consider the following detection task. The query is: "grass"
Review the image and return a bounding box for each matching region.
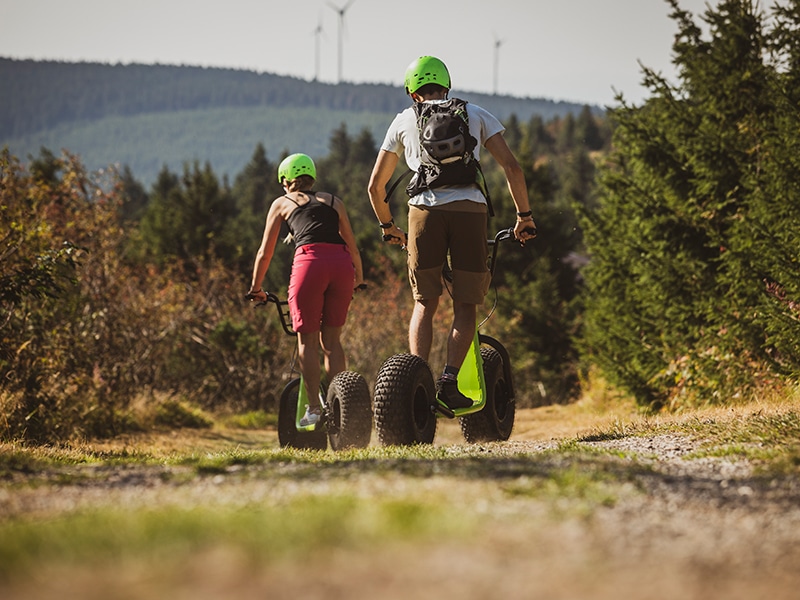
[571,391,800,474]
[1,388,799,586]
[0,493,475,579]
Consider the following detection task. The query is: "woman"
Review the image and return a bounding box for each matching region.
[248,153,364,426]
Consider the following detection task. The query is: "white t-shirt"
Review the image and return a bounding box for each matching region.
[380,99,505,208]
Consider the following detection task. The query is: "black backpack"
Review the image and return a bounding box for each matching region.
[404,98,493,215]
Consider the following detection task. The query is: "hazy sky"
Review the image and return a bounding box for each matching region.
[1,0,719,106]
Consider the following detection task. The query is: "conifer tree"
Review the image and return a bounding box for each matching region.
[580,0,800,406]
[223,143,287,284]
[137,161,235,270]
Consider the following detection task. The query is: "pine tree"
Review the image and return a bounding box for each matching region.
[137,161,235,271]
[580,0,800,407]
[223,143,287,286]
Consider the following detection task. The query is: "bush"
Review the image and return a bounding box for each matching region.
[0,151,295,442]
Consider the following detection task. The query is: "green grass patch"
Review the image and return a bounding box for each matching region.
[680,411,800,474]
[154,400,213,429]
[574,405,800,475]
[502,465,620,505]
[221,410,277,430]
[0,492,473,580]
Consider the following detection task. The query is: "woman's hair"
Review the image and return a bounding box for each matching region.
[285,174,315,192]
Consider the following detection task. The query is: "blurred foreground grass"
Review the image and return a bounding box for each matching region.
[1,389,798,589]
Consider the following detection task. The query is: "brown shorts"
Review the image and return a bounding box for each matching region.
[407,202,490,305]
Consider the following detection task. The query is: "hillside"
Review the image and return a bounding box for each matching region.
[0,58,598,185]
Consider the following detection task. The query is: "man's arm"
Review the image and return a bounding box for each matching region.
[367,150,405,246]
[484,132,537,242]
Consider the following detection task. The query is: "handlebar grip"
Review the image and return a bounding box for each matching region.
[246,290,276,306]
[383,232,408,245]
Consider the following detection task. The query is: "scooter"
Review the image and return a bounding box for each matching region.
[372,227,528,445]
[247,291,372,451]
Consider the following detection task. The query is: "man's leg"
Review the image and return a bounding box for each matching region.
[409,296,439,361]
[434,300,477,411]
[446,300,477,370]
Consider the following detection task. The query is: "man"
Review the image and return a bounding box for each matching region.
[367,55,537,413]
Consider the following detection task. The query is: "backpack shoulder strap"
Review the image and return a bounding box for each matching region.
[384,168,414,204]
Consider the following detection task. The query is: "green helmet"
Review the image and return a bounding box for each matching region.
[278,153,316,183]
[404,56,451,95]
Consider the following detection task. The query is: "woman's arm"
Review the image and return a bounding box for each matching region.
[249,200,284,295]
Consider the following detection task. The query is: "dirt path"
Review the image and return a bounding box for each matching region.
[2,405,800,600]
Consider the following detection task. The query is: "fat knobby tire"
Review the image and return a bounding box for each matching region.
[460,347,515,442]
[326,371,372,451]
[373,353,437,446]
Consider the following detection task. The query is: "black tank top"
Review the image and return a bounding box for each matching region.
[285,192,346,248]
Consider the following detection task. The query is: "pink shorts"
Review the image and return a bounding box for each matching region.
[288,243,355,333]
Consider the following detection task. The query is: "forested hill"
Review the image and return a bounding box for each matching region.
[1,59,400,139]
[0,58,597,185]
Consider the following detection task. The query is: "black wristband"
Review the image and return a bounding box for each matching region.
[516,210,533,218]
[379,218,394,229]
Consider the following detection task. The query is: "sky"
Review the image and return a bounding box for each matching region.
[1,0,720,107]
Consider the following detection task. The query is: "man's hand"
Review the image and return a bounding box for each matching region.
[513,218,537,246]
[381,224,408,248]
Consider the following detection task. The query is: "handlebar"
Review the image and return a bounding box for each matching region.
[488,225,536,276]
[383,232,408,248]
[245,291,296,337]
[383,224,535,253]
[491,227,515,245]
[438,225,535,283]
[490,225,537,246]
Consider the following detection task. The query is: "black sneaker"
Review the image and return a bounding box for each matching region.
[435,379,473,410]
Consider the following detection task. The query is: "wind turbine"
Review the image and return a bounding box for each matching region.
[493,34,505,95]
[328,0,355,83]
[312,17,324,81]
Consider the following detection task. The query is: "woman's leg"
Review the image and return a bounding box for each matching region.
[297,330,322,410]
[320,324,346,382]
